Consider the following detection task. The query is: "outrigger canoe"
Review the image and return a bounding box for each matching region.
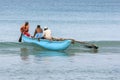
[22,35,71,50]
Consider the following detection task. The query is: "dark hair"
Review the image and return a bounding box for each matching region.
[44,27,48,31]
[25,22,29,26]
[37,25,40,28]
[44,28,48,31]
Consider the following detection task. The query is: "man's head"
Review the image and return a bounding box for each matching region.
[25,22,29,26]
[44,27,48,30]
[37,25,40,28]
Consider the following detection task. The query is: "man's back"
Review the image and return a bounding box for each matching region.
[44,29,52,39]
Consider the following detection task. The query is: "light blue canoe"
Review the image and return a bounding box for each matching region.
[22,35,71,50]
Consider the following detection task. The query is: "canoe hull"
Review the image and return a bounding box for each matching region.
[22,35,71,50]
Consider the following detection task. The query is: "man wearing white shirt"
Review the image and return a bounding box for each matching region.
[43,27,52,40]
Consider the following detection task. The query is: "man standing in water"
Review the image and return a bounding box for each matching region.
[19,22,30,42]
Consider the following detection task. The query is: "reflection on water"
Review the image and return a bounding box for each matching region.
[20,48,29,61]
[35,51,68,57]
[20,46,98,61]
[66,44,98,55]
[20,48,70,61]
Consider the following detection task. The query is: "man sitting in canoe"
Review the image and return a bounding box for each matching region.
[20,22,30,37]
[43,27,52,40]
[33,25,43,38]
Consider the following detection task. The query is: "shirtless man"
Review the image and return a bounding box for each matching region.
[33,25,43,38]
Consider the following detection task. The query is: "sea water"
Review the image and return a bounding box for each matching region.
[0,0,120,80]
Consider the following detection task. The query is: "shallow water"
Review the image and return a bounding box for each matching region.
[0,42,120,80]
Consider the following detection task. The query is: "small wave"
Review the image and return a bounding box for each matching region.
[0,41,120,53]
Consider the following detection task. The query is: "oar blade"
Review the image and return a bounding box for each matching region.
[18,34,22,42]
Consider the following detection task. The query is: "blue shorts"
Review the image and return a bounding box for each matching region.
[35,33,43,38]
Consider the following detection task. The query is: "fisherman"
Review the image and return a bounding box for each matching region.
[43,27,52,40]
[33,25,43,38]
[20,22,30,37]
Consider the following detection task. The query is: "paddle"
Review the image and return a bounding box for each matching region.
[18,33,22,42]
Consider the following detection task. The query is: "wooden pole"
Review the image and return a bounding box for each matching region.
[52,37,98,49]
